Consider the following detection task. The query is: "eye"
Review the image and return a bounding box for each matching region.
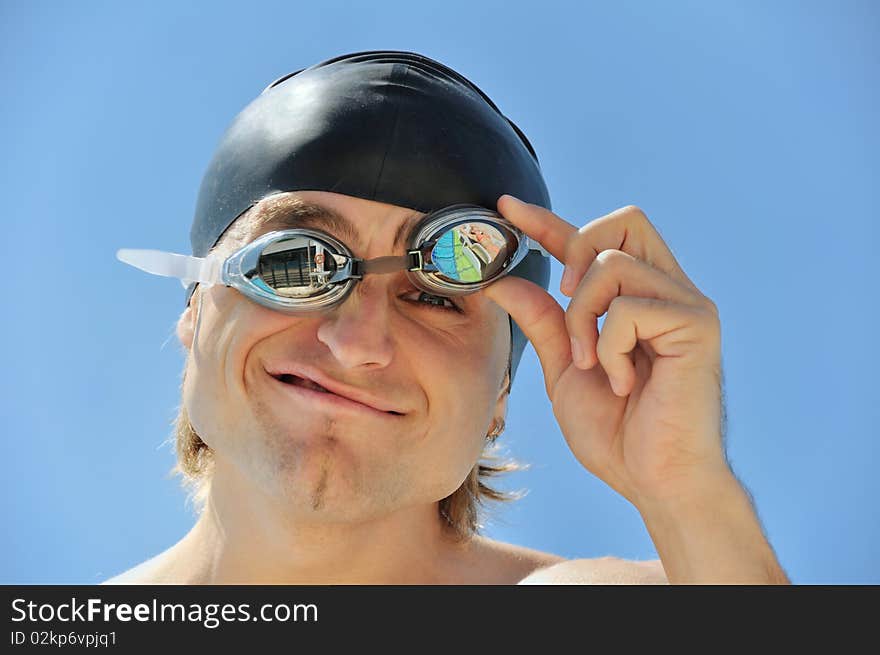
[406,290,462,313]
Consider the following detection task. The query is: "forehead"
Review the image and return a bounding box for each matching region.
[238,192,426,251]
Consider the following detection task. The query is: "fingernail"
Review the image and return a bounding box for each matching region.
[570,337,585,367]
[504,194,525,205]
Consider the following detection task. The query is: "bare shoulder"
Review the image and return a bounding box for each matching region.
[100,566,149,585]
[517,555,669,585]
[469,537,667,585]
[466,536,567,583]
[100,552,172,585]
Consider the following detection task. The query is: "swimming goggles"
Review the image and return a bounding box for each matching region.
[117,204,550,314]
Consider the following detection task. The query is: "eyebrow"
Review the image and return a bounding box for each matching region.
[255,198,424,252]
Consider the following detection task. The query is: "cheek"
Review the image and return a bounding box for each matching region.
[182,289,296,447]
[404,312,507,497]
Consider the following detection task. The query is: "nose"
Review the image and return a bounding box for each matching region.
[315,277,395,370]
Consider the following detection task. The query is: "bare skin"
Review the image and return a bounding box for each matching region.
[101,451,665,584]
[101,492,665,584]
[104,190,670,585]
[102,538,666,585]
[107,189,786,584]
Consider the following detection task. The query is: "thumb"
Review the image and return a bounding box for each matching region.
[481,275,571,395]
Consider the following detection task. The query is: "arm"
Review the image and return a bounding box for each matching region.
[637,470,789,584]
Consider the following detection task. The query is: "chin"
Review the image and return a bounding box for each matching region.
[243,430,394,518]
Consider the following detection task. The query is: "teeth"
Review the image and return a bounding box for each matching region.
[275,372,400,414]
[300,378,329,393]
[279,374,329,393]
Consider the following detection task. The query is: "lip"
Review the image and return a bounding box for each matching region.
[267,374,402,419]
[263,363,407,417]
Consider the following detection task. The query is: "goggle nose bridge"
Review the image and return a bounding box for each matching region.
[349,248,432,278]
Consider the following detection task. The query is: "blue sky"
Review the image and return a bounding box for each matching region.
[1,0,876,584]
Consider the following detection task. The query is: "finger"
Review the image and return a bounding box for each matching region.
[480,275,571,395]
[597,296,716,396]
[566,249,703,370]
[497,194,577,264]
[562,205,699,296]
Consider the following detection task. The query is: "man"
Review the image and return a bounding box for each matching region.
[106,50,788,584]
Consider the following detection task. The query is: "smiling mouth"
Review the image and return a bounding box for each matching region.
[277,373,330,393]
[273,373,405,416]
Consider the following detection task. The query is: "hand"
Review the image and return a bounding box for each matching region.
[483,196,729,507]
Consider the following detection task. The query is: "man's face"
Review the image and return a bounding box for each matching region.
[177,191,511,523]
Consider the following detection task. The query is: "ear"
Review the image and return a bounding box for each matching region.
[492,317,513,421]
[493,367,510,420]
[176,292,198,351]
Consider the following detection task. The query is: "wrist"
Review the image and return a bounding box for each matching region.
[633,465,740,520]
[635,469,789,584]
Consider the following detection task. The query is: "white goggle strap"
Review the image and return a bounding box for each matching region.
[116,249,224,289]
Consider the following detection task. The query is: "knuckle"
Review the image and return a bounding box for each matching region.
[692,291,719,317]
[621,205,657,235]
[702,295,720,316]
[593,248,628,270]
[621,204,649,225]
[536,294,566,331]
[622,204,646,217]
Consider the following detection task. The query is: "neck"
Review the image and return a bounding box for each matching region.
[157,459,475,584]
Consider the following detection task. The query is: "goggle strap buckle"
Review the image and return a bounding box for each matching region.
[408,250,424,271]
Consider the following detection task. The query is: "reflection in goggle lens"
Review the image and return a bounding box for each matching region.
[257,235,339,298]
[252,219,517,298]
[431,222,512,283]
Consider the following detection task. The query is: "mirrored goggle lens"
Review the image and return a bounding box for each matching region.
[429,221,517,284]
[256,235,342,298]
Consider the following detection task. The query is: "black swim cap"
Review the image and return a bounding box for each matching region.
[187,50,552,386]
